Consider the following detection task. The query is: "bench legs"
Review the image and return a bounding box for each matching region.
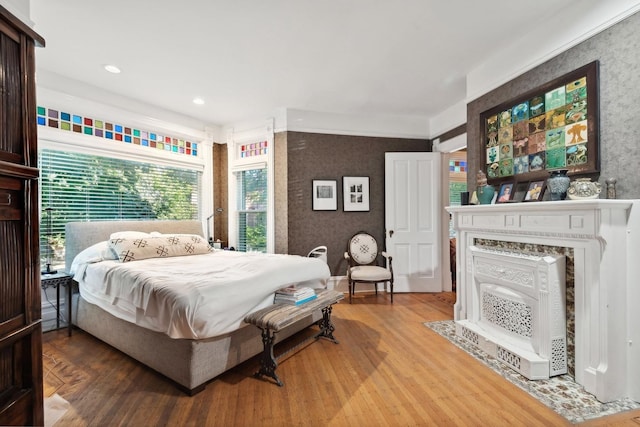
[255,328,283,386]
[314,305,338,344]
[254,303,339,386]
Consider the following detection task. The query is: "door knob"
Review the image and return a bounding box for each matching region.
[389,230,394,237]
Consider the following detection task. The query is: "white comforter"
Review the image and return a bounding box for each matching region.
[74,250,330,339]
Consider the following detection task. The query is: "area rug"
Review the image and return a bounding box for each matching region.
[424,320,640,424]
[44,393,70,427]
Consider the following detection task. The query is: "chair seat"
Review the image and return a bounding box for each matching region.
[350,265,391,281]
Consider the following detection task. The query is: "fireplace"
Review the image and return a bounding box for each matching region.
[447,200,640,403]
[456,246,567,380]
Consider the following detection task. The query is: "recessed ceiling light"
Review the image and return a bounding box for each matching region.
[104,64,121,74]
[192,97,205,105]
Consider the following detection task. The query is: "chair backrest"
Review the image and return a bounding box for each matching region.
[347,232,378,265]
[307,245,328,263]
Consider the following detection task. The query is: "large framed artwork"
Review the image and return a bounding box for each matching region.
[481,61,599,185]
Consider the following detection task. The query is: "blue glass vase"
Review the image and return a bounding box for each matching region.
[477,185,495,204]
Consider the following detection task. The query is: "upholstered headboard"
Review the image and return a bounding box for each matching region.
[64,220,204,272]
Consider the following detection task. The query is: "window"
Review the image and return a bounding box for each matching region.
[39,148,202,265]
[236,168,267,252]
[448,150,467,237]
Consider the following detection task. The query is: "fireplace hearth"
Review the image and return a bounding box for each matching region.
[455,246,566,380]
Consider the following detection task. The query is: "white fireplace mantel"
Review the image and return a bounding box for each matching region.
[447,200,640,403]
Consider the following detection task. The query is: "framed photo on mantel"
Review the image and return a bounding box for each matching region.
[480,60,600,186]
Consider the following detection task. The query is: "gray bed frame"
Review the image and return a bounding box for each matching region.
[65,220,321,395]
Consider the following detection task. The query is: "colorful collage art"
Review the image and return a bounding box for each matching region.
[485,76,589,179]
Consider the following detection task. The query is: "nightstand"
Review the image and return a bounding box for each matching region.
[40,271,74,336]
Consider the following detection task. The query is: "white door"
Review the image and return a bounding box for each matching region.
[385,152,442,292]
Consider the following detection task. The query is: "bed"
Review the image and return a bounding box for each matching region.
[65,220,331,395]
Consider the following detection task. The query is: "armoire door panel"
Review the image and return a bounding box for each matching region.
[0,5,44,426]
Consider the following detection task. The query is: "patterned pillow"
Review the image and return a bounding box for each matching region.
[109,234,212,263]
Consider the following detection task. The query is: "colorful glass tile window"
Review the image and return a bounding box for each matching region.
[239,140,268,159]
[36,106,199,157]
[449,159,467,173]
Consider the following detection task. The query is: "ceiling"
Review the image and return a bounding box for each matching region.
[29,0,586,129]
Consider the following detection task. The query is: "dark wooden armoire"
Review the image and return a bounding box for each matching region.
[0,6,45,426]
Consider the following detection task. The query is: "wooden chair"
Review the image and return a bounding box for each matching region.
[344,231,393,303]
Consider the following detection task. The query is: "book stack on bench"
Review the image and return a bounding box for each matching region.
[274,286,317,305]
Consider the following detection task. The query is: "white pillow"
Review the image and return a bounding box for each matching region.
[109,235,212,263]
[110,231,151,239]
[150,232,205,240]
[69,241,118,274]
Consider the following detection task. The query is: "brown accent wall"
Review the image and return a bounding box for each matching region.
[467,11,640,199]
[212,143,228,245]
[274,132,288,254]
[282,131,430,276]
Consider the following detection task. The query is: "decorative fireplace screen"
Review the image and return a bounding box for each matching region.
[456,246,567,380]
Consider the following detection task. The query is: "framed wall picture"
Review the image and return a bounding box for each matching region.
[480,61,600,186]
[312,180,337,211]
[496,182,515,203]
[343,176,370,211]
[524,180,545,202]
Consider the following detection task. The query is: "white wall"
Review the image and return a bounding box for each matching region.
[467,0,640,104]
[431,0,640,139]
[275,108,429,139]
[0,0,33,28]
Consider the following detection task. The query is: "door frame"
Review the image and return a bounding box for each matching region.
[434,133,467,292]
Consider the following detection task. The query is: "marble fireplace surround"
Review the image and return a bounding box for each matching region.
[447,200,640,403]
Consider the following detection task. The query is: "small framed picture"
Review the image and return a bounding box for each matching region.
[343,176,370,211]
[496,182,515,203]
[524,180,545,202]
[513,182,529,202]
[312,180,337,211]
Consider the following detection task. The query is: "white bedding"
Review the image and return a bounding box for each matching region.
[72,249,330,339]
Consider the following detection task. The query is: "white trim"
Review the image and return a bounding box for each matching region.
[433,133,467,153]
[226,119,274,252]
[266,123,275,254]
[231,161,267,173]
[200,142,214,226]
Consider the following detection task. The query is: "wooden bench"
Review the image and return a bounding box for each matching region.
[244,289,344,386]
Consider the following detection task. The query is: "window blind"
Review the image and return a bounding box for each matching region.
[236,168,267,252]
[39,148,201,264]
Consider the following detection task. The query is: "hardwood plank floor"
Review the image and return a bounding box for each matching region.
[42,293,640,426]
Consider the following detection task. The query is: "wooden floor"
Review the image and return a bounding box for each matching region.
[43,292,640,426]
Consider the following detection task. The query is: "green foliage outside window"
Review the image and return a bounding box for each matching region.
[39,149,201,264]
[237,168,267,252]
